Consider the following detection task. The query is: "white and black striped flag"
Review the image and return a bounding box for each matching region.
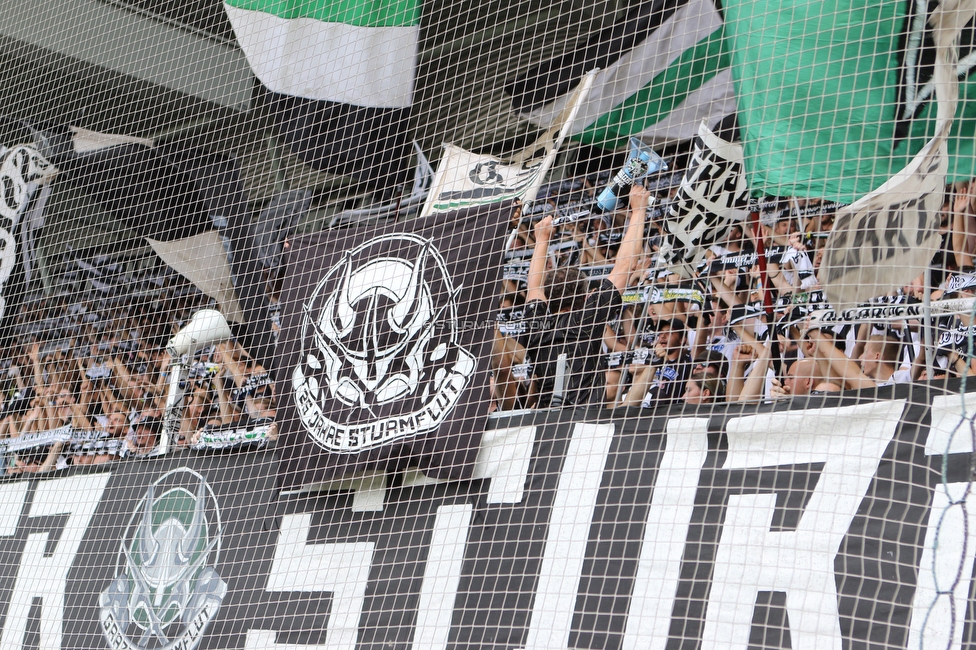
[659,120,750,278]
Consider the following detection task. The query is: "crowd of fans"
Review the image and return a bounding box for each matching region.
[489,174,976,412]
[7,153,975,472]
[0,254,278,475]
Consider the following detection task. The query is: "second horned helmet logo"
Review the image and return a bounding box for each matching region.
[99,468,226,650]
[293,233,475,452]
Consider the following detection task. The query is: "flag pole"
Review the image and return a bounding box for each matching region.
[748,210,773,317]
[923,265,935,381]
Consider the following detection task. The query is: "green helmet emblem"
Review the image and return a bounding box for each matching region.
[99,468,226,650]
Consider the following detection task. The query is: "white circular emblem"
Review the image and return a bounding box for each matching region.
[292,233,475,453]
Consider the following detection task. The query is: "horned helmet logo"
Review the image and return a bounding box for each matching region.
[100,469,226,650]
[301,233,461,412]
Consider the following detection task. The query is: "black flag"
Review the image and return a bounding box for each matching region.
[276,202,512,486]
[57,142,280,370]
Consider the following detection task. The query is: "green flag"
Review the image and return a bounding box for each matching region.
[723,0,976,203]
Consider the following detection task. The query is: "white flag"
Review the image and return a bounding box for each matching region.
[147,231,244,323]
[421,71,597,217]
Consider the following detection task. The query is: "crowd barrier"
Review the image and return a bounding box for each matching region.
[0,382,973,649]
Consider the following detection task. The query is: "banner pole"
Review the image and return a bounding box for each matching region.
[748,211,773,317]
[923,265,935,381]
[160,362,187,455]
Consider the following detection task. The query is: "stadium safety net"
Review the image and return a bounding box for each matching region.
[0,0,974,648]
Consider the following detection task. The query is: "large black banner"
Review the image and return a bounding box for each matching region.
[276,202,512,486]
[1,385,975,649]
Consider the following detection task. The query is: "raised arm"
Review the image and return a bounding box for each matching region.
[726,343,757,401]
[75,376,96,429]
[766,258,795,295]
[213,369,235,425]
[710,275,743,308]
[526,215,554,304]
[607,185,649,292]
[690,309,709,360]
[107,358,139,403]
[29,344,44,395]
[806,329,875,390]
[218,342,248,388]
[37,442,64,473]
[100,384,125,417]
[738,340,772,402]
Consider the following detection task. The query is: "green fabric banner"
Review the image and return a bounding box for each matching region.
[723,0,976,203]
[224,0,419,27]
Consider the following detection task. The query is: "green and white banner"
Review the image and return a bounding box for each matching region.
[508,0,735,149]
[224,0,420,108]
[223,0,419,188]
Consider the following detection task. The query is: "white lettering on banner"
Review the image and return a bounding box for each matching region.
[908,482,976,650]
[0,483,28,536]
[411,504,473,650]
[622,419,710,650]
[472,426,537,504]
[701,401,903,650]
[911,393,976,650]
[351,473,387,513]
[926,393,976,456]
[521,423,616,650]
[0,473,109,650]
[245,513,374,650]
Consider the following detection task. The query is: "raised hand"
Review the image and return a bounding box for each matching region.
[770,376,791,399]
[534,215,554,243]
[629,184,650,211]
